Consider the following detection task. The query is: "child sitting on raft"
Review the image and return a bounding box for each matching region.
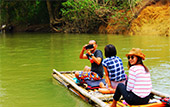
[99,44,126,94]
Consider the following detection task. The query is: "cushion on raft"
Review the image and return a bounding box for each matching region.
[86,86,100,90]
[85,79,106,89]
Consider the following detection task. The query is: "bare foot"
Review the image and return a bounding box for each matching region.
[83,66,91,72]
[99,82,106,88]
[75,71,79,78]
[98,88,115,94]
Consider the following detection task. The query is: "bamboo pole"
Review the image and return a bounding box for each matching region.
[151,89,170,98]
[53,69,170,106]
[52,73,69,87]
[53,73,88,102]
[53,69,109,107]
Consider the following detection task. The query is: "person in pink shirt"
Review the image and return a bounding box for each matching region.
[111,48,152,107]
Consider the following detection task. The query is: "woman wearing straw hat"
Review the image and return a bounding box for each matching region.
[111,48,152,107]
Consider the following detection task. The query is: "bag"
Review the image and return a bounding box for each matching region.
[160,97,170,107]
[85,79,106,90]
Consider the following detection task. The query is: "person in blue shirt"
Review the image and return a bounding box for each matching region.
[99,44,126,94]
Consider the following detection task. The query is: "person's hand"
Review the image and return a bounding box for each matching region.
[86,50,92,56]
[83,44,88,50]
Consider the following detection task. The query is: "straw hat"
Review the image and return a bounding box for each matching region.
[126,48,145,60]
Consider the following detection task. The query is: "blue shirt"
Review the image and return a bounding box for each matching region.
[102,56,126,82]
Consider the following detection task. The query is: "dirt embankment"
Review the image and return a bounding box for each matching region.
[129,1,170,36]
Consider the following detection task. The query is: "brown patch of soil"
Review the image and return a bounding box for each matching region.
[98,10,131,34]
[129,1,170,36]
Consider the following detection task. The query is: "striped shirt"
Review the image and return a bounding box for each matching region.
[102,56,126,82]
[127,65,152,98]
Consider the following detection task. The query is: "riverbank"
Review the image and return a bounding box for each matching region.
[129,0,170,36]
[14,24,52,33]
[3,0,170,36]
[98,0,170,36]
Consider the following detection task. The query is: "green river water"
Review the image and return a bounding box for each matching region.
[0,33,170,107]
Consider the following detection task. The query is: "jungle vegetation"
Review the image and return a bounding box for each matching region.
[0,0,144,33]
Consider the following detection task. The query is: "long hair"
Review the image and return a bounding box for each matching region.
[128,56,149,72]
[104,44,117,58]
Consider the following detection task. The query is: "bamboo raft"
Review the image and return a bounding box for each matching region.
[52,69,170,107]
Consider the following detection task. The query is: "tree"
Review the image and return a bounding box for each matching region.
[0,0,49,25]
[46,0,64,32]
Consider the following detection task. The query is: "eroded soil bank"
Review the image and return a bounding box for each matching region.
[129,1,170,36]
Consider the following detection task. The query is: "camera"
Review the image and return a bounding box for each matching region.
[85,44,94,49]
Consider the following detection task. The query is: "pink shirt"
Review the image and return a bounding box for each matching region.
[127,65,152,98]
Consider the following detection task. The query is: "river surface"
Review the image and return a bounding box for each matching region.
[0,33,170,107]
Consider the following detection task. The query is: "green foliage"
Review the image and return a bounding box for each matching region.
[61,0,98,21]
[60,0,141,33]
[0,0,142,33]
[61,0,101,33]
[0,0,49,25]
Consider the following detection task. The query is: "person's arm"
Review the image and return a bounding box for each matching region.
[91,55,102,65]
[87,50,102,65]
[127,67,136,91]
[103,66,112,88]
[79,45,88,59]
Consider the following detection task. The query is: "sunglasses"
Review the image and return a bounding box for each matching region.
[128,56,134,60]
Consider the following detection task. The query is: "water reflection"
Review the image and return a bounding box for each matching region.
[0,33,170,107]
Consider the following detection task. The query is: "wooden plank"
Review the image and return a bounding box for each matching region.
[52,70,170,107]
[57,73,114,100]
[69,74,75,78]
[63,74,74,81]
[60,71,76,74]
[151,89,170,98]
[53,69,109,107]
[53,73,91,104]
[52,73,69,87]
[130,102,165,107]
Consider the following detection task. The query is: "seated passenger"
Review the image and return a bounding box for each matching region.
[111,48,152,107]
[99,44,126,94]
[75,40,104,83]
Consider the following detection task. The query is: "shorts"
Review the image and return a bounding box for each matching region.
[78,71,101,81]
[106,80,126,89]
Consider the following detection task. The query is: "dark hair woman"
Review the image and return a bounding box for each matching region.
[111,48,152,107]
[104,44,117,57]
[99,44,126,94]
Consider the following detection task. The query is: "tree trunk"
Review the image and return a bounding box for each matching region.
[161,0,168,4]
[46,0,63,32]
[46,0,54,26]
